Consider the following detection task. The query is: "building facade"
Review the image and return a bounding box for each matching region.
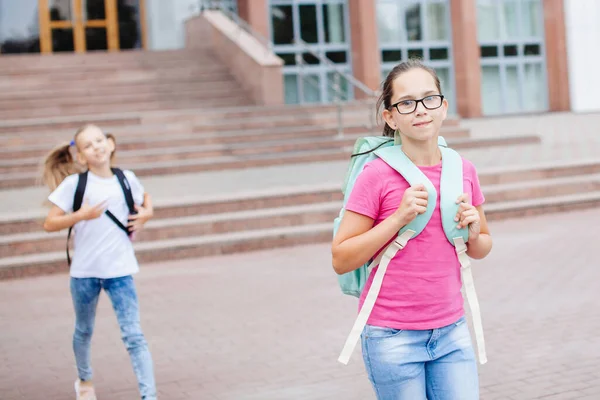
[0,0,595,116]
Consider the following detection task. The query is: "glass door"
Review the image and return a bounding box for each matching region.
[38,0,119,53]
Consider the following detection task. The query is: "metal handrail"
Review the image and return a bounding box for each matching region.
[196,0,378,135]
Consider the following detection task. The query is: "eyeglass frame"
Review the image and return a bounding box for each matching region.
[389,94,445,115]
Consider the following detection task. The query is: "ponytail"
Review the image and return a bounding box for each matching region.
[41,143,82,191]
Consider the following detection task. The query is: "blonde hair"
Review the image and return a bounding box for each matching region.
[41,124,115,191]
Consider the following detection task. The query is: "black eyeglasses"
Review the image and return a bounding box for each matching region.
[390,94,444,115]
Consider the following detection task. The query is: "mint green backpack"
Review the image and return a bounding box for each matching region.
[333,133,487,366]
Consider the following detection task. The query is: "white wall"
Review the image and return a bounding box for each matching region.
[146,0,199,50]
[564,0,600,112]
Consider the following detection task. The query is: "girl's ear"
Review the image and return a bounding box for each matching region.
[382,108,395,129]
[107,136,116,153]
[75,150,87,167]
[440,98,449,122]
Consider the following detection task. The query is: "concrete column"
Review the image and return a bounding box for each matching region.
[237,0,269,39]
[348,0,381,97]
[450,0,482,118]
[544,0,571,111]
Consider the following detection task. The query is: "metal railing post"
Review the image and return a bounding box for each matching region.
[333,72,343,137]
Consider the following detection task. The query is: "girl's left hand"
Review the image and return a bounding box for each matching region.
[455,193,480,240]
[128,204,153,232]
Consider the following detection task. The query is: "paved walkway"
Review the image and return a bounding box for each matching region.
[1,207,599,399]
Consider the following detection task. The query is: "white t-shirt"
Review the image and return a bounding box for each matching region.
[48,170,145,279]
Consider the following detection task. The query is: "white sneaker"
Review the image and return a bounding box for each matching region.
[74,379,97,400]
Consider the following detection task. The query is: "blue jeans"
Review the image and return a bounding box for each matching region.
[361,316,479,400]
[71,276,157,400]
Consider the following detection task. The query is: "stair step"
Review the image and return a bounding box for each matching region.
[0,223,334,279]
[3,188,600,279]
[0,97,253,120]
[0,80,238,102]
[4,172,600,259]
[485,190,600,220]
[0,133,539,189]
[3,162,598,237]
[0,127,470,171]
[0,202,340,258]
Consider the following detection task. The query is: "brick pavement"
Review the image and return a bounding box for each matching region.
[1,207,599,399]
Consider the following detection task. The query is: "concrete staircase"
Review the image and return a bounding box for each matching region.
[2,49,598,280]
[0,49,252,119]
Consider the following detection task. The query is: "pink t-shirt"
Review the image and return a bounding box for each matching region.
[345,156,485,330]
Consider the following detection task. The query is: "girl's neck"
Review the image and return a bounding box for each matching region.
[400,137,441,166]
[87,164,113,178]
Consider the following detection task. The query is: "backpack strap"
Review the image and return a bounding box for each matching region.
[73,172,87,213]
[338,229,415,364]
[439,146,487,364]
[112,168,135,215]
[111,167,136,236]
[374,145,438,237]
[67,172,88,266]
[339,144,438,364]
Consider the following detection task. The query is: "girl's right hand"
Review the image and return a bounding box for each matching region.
[76,200,108,221]
[394,184,429,226]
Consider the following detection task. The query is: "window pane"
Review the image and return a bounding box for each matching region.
[407,49,424,59]
[271,5,294,45]
[327,72,349,102]
[299,5,318,44]
[477,2,499,41]
[117,0,142,50]
[503,44,518,57]
[505,65,520,113]
[284,74,299,104]
[481,65,502,115]
[49,0,73,21]
[277,53,296,66]
[481,45,498,58]
[523,63,545,111]
[524,44,541,56]
[323,4,345,44]
[435,67,455,114]
[301,74,322,103]
[0,0,41,54]
[430,48,449,60]
[377,2,403,43]
[302,52,319,65]
[501,1,519,39]
[325,51,347,64]
[404,3,422,41]
[52,28,74,52]
[83,0,106,20]
[426,2,448,41]
[85,27,108,51]
[522,0,543,37]
[382,50,402,62]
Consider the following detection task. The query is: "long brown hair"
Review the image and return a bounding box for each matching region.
[41,124,116,191]
[376,59,442,137]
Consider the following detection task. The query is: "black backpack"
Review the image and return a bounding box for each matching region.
[66,168,136,265]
